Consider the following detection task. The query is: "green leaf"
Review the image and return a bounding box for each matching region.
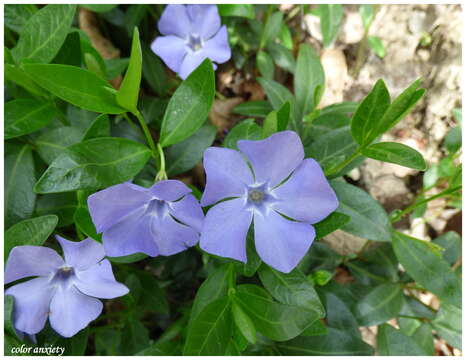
[121,319,150,355]
[12,4,77,63]
[81,4,117,12]
[320,101,359,116]
[5,143,36,227]
[184,297,232,355]
[295,43,325,117]
[232,302,256,344]
[160,59,215,147]
[5,215,58,260]
[330,181,392,241]
[361,142,426,170]
[218,4,255,18]
[319,291,359,335]
[278,328,374,355]
[355,283,403,326]
[368,36,385,58]
[232,101,273,118]
[300,319,328,336]
[74,206,101,241]
[224,119,262,150]
[392,232,461,307]
[267,43,295,73]
[258,77,294,111]
[23,64,125,114]
[239,230,262,277]
[36,193,77,227]
[258,265,325,317]
[5,4,37,33]
[235,284,320,341]
[5,99,55,139]
[256,50,275,80]
[412,323,434,355]
[53,32,82,67]
[377,324,427,355]
[5,64,49,97]
[142,44,167,97]
[319,4,343,48]
[444,126,462,153]
[314,212,350,239]
[4,296,16,336]
[105,58,129,80]
[165,124,216,176]
[36,127,83,164]
[116,28,142,112]
[359,4,374,30]
[279,23,293,49]
[433,231,461,265]
[432,304,461,349]
[83,114,110,140]
[34,137,151,193]
[350,79,390,146]
[137,341,181,356]
[261,11,283,48]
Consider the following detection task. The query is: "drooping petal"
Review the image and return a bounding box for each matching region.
[6,278,55,335]
[201,147,253,206]
[200,198,252,263]
[102,208,158,258]
[254,210,315,273]
[237,131,304,187]
[186,5,221,39]
[150,180,192,201]
[201,26,231,64]
[151,35,188,74]
[87,182,151,233]
[178,51,208,80]
[169,194,204,233]
[5,246,63,284]
[49,286,102,338]
[152,214,200,255]
[272,159,339,223]
[56,236,105,271]
[158,4,192,38]
[74,260,129,299]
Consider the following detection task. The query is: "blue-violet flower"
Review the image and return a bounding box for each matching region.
[88,180,204,258]
[151,4,231,79]
[200,131,339,273]
[5,236,128,337]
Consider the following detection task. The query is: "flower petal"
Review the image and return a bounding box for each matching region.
[272,159,339,223]
[102,208,158,258]
[237,131,304,187]
[151,35,188,74]
[186,5,221,39]
[201,147,253,206]
[5,246,63,284]
[49,286,102,338]
[74,260,129,299]
[200,198,252,263]
[153,214,200,255]
[88,182,151,233]
[178,51,208,80]
[150,180,192,201]
[56,236,105,270]
[201,26,231,64]
[6,278,55,335]
[169,194,204,233]
[254,210,315,273]
[158,4,191,38]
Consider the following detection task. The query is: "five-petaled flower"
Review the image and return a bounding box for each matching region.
[88,180,204,258]
[5,236,128,338]
[151,4,231,79]
[200,131,339,273]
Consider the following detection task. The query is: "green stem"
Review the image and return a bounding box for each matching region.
[352,29,369,78]
[132,110,158,159]
[324,148,361,177]
[155,143,167,181]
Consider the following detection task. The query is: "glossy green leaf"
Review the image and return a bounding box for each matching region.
[105,58,129,80]
[295,43,325,117]
[74,207,101,241]
[36,193,77,227]
[218,4,255,18]
[320,291,359,335]
[142,44,167,97]
[36,127,83,164]
[35,137,151,193]
[224,119,262,150]
[314,212,350,239]
[432,304,461,349]
[300,319,328,336]
[359,4,374,30]
[232,101,273,118]
[232,302,256,344]
[5,99,55,139]
[137,341,182,356]
[235,284,320,341]
[319,4,343,48]
[257,50,274,80]
[239,230,262,277]
[377,324,427,355]
[412,323,434,355]
[393,232,461,307]
[5,4,37,33]
[433,231,461,265]
[120,319,150,355]
[184,297,232,355]
[4,215,58,260]
[278,328,374,355]
[53,32,82,67]
[258,77,294,111]
[5,143,36,227]
[23,64,125,114]
[116,28,142,112]
[258,265,325,317]
[350,79,390,146]
[166,124,216,176]
[83,114,110,140]
[330,181,392,241]
[267,43,295,73]
[361,142,426,170]
[12,4,76,63]
[5,64,49,97]
[160,59,215,147]
[261,11,283,48]
[444,126,462,153]
[368,36,385,58]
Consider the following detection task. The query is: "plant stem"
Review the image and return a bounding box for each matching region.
[155,143,167,181]
[132,110,158,160]
[324,148,361,177]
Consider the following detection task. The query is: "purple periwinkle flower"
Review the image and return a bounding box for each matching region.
[88,180,204,258]
[151,4,231,79]
[200,131,339,273]
[5,236,128,338]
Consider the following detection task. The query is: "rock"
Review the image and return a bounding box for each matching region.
[208,97,243,134]
[340,11,365,44]
[322,230,367,255]
[319,48,348,107]
[304,14,323,42]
